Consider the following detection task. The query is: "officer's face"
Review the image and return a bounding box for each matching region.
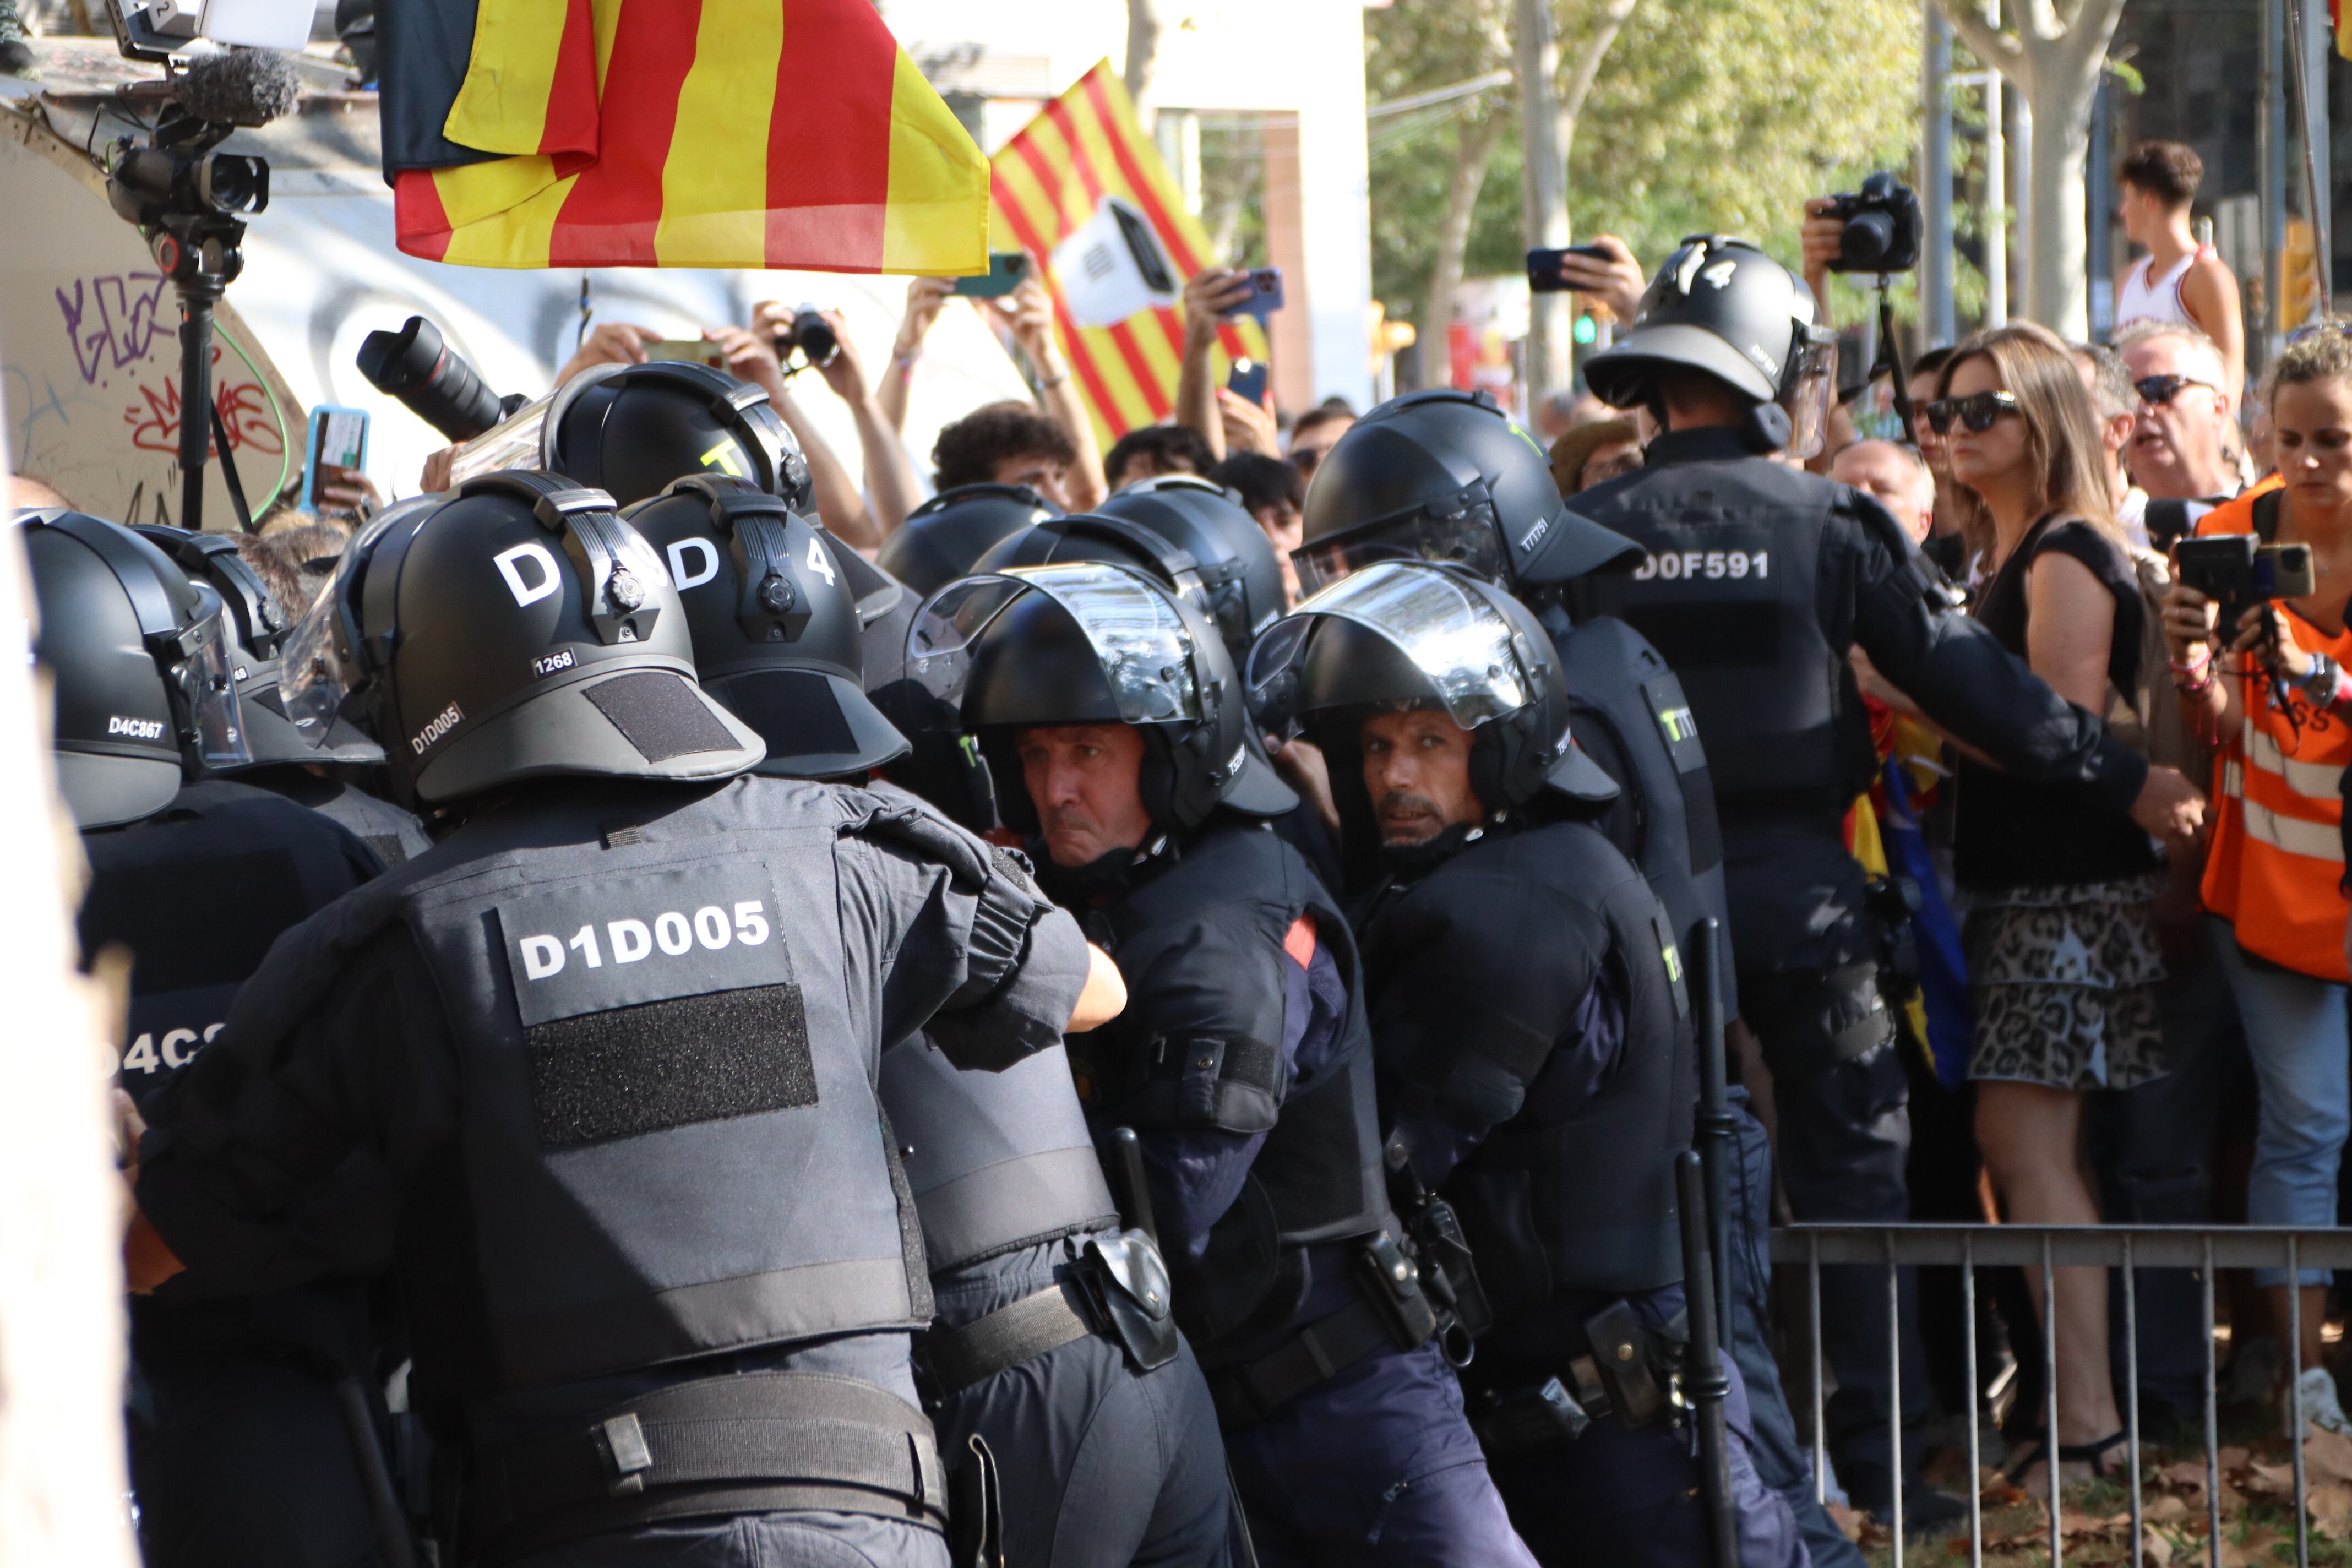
[1016,723,1153,867]
[1359,709,1485,847]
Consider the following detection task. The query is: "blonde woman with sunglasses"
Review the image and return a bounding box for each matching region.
[1925,323,2171,1489]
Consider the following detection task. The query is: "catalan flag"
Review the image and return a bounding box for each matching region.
[990,62,1271,447]
[382,0,989,273]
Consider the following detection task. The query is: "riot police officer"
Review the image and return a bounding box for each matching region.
[1292,389,1732,996]
[627,472,1235,1565]
[1562,236,2202,1520]
[24,507,393,1568]
[883,482,1065,595]
[912,560,1535,1565]
[973,482,1343,891]
[1250,559,1804,1567]
[126,472,1121,1568]
[134,522,433,864]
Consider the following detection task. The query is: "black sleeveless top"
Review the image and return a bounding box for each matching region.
[1954,515,2160,890]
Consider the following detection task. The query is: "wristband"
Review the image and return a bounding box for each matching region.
[1035,369,1069,391]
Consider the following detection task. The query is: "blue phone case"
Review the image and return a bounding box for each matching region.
[303,405,371,511]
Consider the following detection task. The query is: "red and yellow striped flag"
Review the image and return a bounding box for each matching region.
[393,0,989,273]
[990,62,1270,447]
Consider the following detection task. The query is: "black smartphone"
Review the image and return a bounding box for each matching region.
[2177,536,2318,634]
[1228,357,1270,406]
[952,252,1032,298]
[1527,244,1616,293]
[1222,267,1284,316]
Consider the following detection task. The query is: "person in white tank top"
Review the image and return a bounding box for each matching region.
[2114,141,2245,411]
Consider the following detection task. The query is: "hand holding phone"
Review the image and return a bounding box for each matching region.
[644,338,728,368]
[303,405,369,512]
[1527,245,1615,293]
[952,252,1033,298]
[1220,268,1284,317]
[1227,356,1270,406]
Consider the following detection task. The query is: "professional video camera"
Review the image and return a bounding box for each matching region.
[98,0,310,531]
[1822,171,1924,276]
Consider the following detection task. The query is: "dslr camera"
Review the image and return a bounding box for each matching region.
[1822,172,1924,275]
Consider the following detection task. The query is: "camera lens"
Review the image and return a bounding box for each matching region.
[198,154,268,215]
[357,316,509,442]
[790,309,838,367]
[1840,210,1897,269]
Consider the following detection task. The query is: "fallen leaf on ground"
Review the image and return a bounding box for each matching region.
[2161,1458,2212,1491]
[2311,1482,2352,1537]
[2145,1494,2190,1523]
[2219,1445,2251,1471]
[2218,1527,2280,1567]
[2142,1528,2176,1565]
[2308,1426,2352,1485]
[2241,1459,2295,1497]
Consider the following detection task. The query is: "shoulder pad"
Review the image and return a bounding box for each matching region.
[841,788,993,890]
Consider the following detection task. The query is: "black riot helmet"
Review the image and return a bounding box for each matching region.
[1580,235,1837,459]
[910,562,1297,835]
[879,483,1061,596]
[18,509,253,827]
[278,470,762,807]
[454,359,813,510]
[1249,560,1618,848]
[1092,475,1285,664]
[623,475,908,780]
[1295,388,1642,597]
[133,525,385,767]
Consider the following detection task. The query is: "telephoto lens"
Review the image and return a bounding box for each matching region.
[356,316,510,442]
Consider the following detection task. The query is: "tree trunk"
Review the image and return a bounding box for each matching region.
[1427,111,1509,386]
[1555,0,1640,165]
[1517,0,1570,406]
[1124,0,1163,132]
[1933,0,2127,338]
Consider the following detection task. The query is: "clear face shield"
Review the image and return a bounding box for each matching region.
[167,582,253,769]
[909,563,1204,724]
[1781,324,1838,461]
[278,498,431,744]
[443,384,563,491]
[1247,560,1533,744]
[1289,484,1509,600]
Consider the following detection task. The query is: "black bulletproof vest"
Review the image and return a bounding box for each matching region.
[1572,456,1875,807]
[226,777,943,1393]
[1065,821,1391,1357]
[1551,612,1732,991]
[80,779,382,1114]
[1366,820,1696,1304]
[83,780,386,1370]
[879,1034,1119,1275]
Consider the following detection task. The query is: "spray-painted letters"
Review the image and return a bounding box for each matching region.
[56,274,173,384]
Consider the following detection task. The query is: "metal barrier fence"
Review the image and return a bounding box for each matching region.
[1766,1224,2352,1567]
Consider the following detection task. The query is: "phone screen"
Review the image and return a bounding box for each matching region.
[304,406,369,510]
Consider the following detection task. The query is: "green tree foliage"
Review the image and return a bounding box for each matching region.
[1368,0,1924,328]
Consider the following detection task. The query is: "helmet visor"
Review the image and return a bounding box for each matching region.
[173,584,252,769]
[1290,486,1507,599]
[1249,560,1531,742]
[444,386,562,490]
[911,563,1202,725]
[278,499,428,744]
[1782,327,1838,461]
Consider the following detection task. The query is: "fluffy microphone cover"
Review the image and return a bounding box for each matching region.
[175,49,302,128]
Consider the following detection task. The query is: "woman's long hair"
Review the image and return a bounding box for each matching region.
[1937,322,2124,570]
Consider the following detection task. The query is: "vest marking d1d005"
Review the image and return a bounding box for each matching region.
[496,861,798,1029]
[1630,548,1769,582]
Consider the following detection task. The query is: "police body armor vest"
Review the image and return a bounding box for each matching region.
[81,779,383,1112]
[1553,613,1732,982]
[1572,460,1876,807]
[1368,819,1697,1305]
[226,776,968,1393]
[81,780,387,1367]
[1066,821,1391,1360]
[879,1035,1120,1276]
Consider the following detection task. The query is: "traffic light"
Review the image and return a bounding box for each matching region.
[1572,312,1598,346]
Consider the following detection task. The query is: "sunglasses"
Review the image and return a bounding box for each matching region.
[1923,390,2021,435]
[2135,373,2216,406]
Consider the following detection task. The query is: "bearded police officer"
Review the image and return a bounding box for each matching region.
[1250,560,1804,1567]
[24,508,394,1568]
[124,472,1124,1568]
[627,472,1235,1565]
[134,522,434,865]
[911,560,1535,1566]
[1291,390,1732,1009]
[1562,236,2203,1522]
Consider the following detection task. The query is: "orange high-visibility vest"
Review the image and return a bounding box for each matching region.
[2197,481,2352,981]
